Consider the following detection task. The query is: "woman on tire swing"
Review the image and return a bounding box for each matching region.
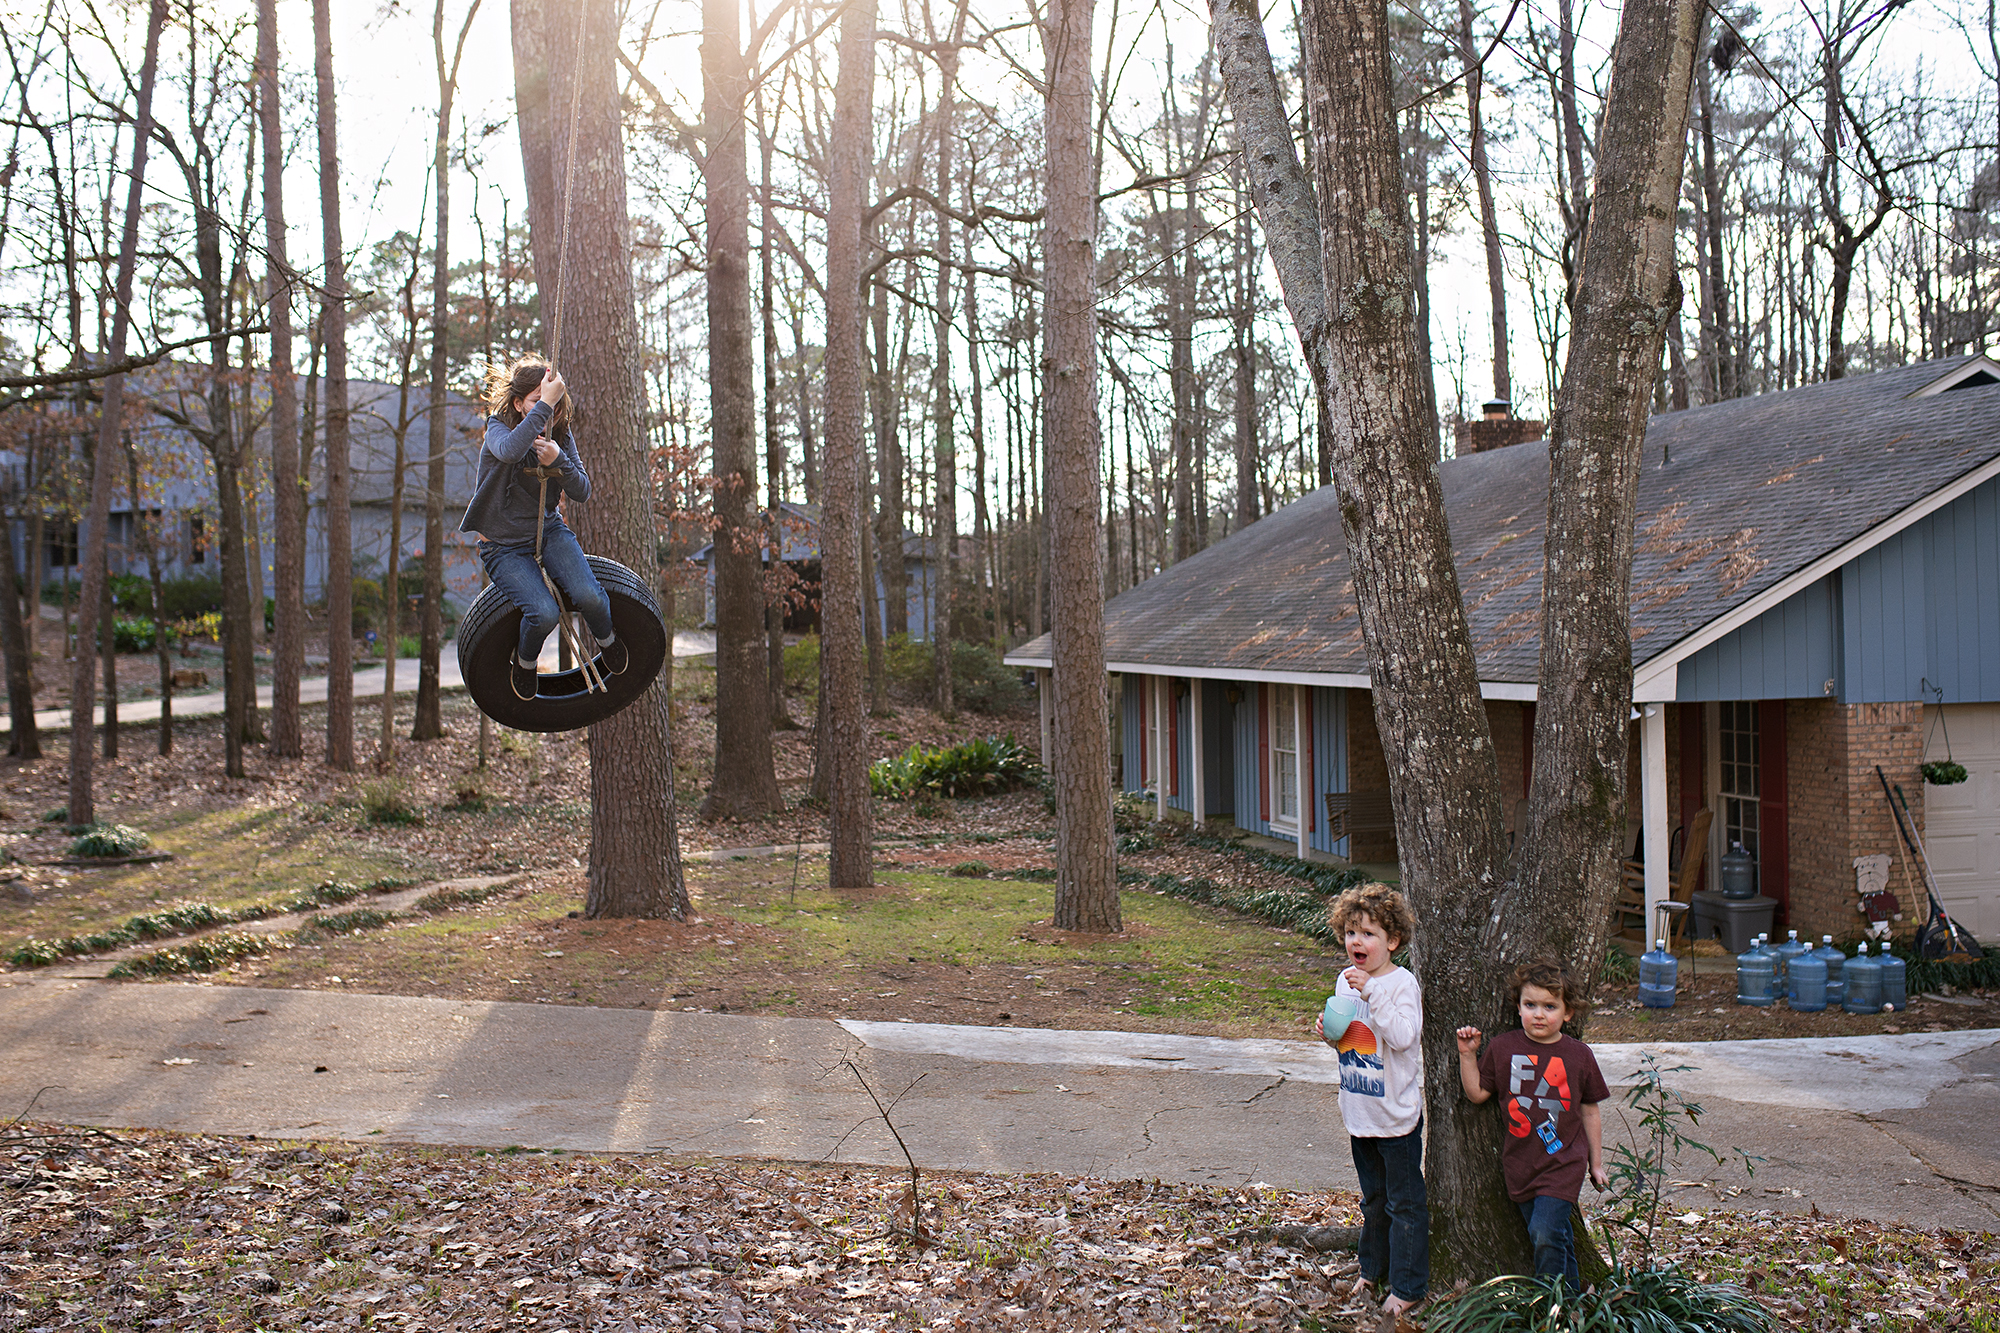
[461,356,627,700]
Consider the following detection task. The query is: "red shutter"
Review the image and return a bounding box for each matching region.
[1305,688,1316,831]
[1168,680,1181,796]
[1759,699,1789,924]
[1521,702,1536,798]
[1258,684,1270,823]
[1679,702,1705,893]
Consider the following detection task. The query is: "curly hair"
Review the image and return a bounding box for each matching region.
[482,354,570,431]
[1507,957,1591,1026]
[1327,882,1416,949]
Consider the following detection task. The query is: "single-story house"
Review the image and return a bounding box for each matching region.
[1007,354,2000,945]
[12,365,492,617]
[688,500,945,639]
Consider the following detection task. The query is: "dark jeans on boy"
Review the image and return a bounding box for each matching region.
[1518,1194,1582,1292]
[479,522,614,663]
[1350,1118,1429,1304]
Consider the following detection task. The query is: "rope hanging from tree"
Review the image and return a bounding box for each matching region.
[456,3,666,733]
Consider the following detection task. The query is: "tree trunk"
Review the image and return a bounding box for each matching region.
[1516,0,1702,1007]
[99,569,115,758]
[1459,0,1510,406]
[260,0,305,758]
[415,1,479,743]
[314,0,355,771]
[1222,0,1702,1281]
[758,87,793,732]
[930,0,970,711]
[821,0,877,889]
[1231,161,1259,529]
[0,475,38,758]
[68,0,166,823]
[701,0,782,821]
[512,0,689,918]
[128,445,169,755]
[1695,42,1735,401]
[1043,0,1119,933]
[868,276,907,638]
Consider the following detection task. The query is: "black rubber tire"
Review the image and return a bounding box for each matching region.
[456,555,667,733]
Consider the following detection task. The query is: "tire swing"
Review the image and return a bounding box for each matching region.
[455,528,667,733]
[455,3,666,734]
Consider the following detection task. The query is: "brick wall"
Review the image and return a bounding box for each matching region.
[1785,700,1850,935]
[1838,701,1926,943]
[1346,689,1396,864]
[1487,700,1528,838]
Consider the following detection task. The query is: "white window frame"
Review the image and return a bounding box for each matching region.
[1271,682,1300,832]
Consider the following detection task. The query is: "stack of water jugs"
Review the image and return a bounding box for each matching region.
[1732,929,1907,1013]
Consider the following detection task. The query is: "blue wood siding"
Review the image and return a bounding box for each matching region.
[1119,676,1144,795]
[1309,687,1350,858]
[1842,524,1931,702]
[1234,684,1264,832]
[1924,477,2000,703]
[1677,473,2000,705]
[1679,579,1837,701]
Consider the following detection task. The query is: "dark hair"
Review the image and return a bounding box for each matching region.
[482,354,570,431]
[1507,958,1591,1027]
[1328,882,1416,950]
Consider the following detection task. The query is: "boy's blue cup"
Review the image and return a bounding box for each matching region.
[1322,993,1359,1037]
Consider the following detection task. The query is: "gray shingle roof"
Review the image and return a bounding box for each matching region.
[1008,355,2000,683]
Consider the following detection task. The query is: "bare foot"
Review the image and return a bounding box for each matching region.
[1381,1293,1422,1322]
[1347,1275,1378,1304]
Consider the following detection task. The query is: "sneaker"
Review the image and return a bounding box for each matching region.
[597,636,629,675]
[510,657,539,700]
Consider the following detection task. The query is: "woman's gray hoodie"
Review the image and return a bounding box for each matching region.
[458,399,592,544]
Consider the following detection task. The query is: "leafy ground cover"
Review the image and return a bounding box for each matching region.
[2,1121,1993,1332]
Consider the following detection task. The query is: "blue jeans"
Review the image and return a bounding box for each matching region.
[479,522,614,663]
[1519,1195,1582,1292]
[1350,1120,1428,1303]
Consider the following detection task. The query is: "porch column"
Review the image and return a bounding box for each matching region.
[1641,703,1670,941]
[1294,684,1309,860]
[1190,678,1206,828]
[1151,674,1165,816]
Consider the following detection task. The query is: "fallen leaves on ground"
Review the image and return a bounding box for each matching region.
[3,1123,1993,1331]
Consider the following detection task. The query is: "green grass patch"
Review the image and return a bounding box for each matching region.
[107,932,271,978]
[6,880,377,967]
[698,862,1339,1026]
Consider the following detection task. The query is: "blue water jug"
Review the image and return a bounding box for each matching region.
[1843,943,1884,1014]
[1814,935,1846,1008]
[1736,942,1776,1007]
[1639,939,1678,1008]
[1787,947,1828,1012]
[1879,950,1907,1013]
[1775,930,1808,988]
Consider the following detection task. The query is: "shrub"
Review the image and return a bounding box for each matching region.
[351,578,383,634]
[114,618,168,653]
[70,823,150,858]
[869,734,1041,800]
[357,779,424,826]
[949,860,992,878]
[109,572,152,615]
[951,640,1029,713]
[783,633,820,694]
[173,612,222,644]
[156,575,224,621]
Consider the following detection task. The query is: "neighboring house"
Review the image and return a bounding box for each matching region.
[1006,354,2000,944]
[14,366,493,619]
[687,500,944,639]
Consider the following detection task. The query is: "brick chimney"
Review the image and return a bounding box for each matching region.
[1454,398,1546,455]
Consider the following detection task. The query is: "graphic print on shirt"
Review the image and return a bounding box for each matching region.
[1334,1017,1385,1098]
[1505,1051,1572,1154]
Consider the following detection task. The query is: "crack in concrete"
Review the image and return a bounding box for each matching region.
[1244,1075,1288,1104]
[1863,1118,2000,1218]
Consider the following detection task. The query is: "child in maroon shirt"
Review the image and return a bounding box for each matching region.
[1455,959,1609,1292]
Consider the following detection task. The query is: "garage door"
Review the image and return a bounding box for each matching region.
[1923,704,2000,941]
